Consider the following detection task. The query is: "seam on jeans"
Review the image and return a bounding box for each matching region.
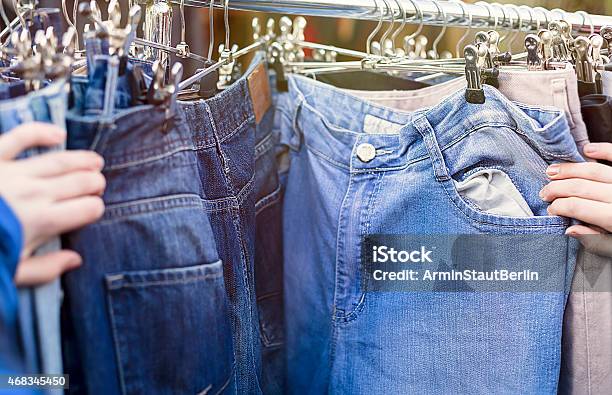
[211,364,235,395]
[217,115,255,145]
[106,274,223,289]
[105,290,128,395]
[104,144,195,170]
[101,194,203,222]
[339,171,385,324]
[206,100,260,390]
[303,141,351,171]
[254,132,275,160]
[255,184,282,214]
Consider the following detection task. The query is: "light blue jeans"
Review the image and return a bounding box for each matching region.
[0,80,68,395]
[276,75,583,394]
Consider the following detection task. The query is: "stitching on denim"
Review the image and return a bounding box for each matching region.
[215,115,255,146]
[104,144,195,170]
[340,171,385,324]
[254,132,275,160]
[211,364,235,395]
[105,291,128,395]
[255,184,282,214]
[107,273,223,289]
[104,194,202,211]
[101,194,203,222]
[304,141,351,171]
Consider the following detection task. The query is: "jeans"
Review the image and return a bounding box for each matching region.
[64,70,234,394]
[347,65,589,155]
[277,75,582,394]
[178,52,285,394]
[0,80,68,395]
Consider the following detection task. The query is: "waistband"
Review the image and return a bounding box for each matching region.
[281,74,580,173]
[178,52,266,148]
[0,80,68,133]
[345,65,579,113]
[67,53,267,169]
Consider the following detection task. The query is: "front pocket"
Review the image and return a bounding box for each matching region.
[106,261,234,395]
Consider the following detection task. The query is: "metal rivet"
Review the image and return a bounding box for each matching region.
[356,143,376,163]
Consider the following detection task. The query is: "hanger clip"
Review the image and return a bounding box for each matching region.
[525,34,543,71]
[464,45,485,104]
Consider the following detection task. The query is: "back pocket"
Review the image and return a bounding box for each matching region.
[106,261,234,395]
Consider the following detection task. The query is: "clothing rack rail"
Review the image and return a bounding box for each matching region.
[178,0,612,34]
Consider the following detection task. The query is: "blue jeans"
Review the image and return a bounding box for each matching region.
[277,75,583,394]
[64,73,235,393]
[0,80,68,395]
[178,53,285,394]
[64,54,284,394]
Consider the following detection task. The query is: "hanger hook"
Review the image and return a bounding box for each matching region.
[0,0,11,32]
[11,0,27,32]
[366,0,384,55]
[430,0,447,59]
[575,10,594,35]
[379,0,395,52]
[405,0,423,41]
[476,1,497,31]
[224,0,230,50]
[533,7,550,30]
[453,0,472,58]
[489,3,508,49]
[519,5,535,32]
[505,4,522,54]
[551,8,567,22]
[389,0,406,52]
[208,0,215,59]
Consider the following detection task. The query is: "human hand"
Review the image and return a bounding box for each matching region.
[540,143,612,238]
[0,123,105,285]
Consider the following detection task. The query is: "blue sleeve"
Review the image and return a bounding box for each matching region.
[0,196,27,375]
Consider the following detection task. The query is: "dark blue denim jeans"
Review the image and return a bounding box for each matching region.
[63,82,235,393]
[178,53,285,394]
[64,54,284,394]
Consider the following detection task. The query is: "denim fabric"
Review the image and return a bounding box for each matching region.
[178,52,285,394]
[63,94,234,394]
[277,75,582,394]
[347,65,589,156]
[0,81,68,394]
[0,77,26,100]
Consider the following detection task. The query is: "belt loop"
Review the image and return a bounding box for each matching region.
[289,93,305,150]
[413,115,451,182]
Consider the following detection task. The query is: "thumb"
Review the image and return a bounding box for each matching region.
[14,250,82,287]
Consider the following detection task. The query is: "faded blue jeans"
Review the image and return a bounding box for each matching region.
[277,75,583,394]
[0,81,68,395]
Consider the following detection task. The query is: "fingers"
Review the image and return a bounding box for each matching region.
[567,225,612,258]
[546,162,612,183]
[43,170,106,201]
[0,123,65,160]
[566,224,603,236]
[540,179,612,203]
[584,143,612,162]
[21,150,104,177]
[44,196,105,235]
[14,250,82,287]
[548,197,612,232]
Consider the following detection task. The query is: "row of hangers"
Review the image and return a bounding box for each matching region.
[1,0,612,106]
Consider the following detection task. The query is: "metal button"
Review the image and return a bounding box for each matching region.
[356,143,376,163]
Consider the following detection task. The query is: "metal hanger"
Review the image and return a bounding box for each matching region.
[453,0,473,58]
